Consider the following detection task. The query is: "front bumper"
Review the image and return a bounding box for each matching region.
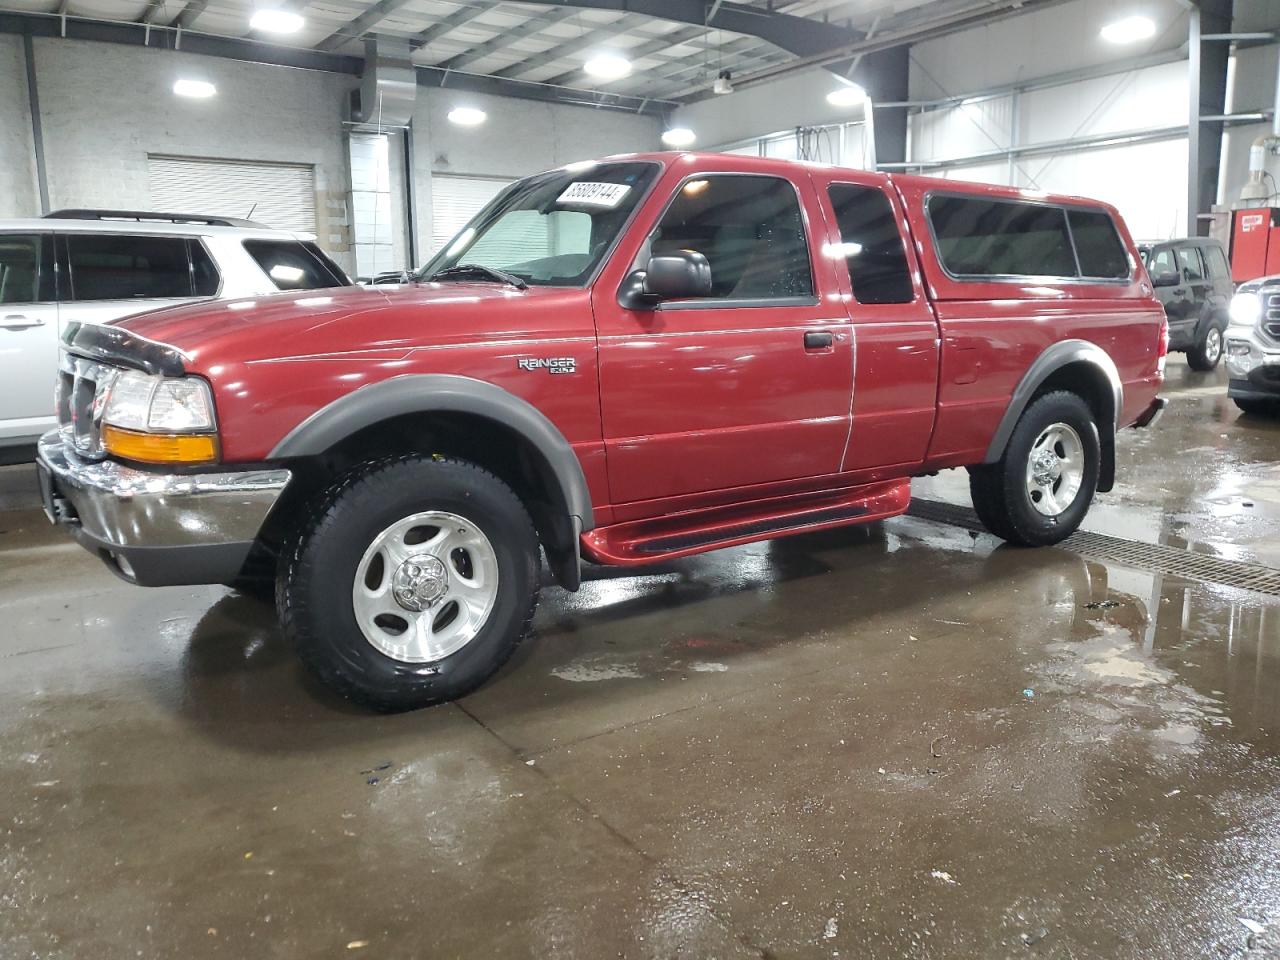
[1224,325,1280,397]
[36,430,290,586]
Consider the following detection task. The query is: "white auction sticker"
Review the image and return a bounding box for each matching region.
[557,182,632,208]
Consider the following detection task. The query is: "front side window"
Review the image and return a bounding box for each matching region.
[1147,247,1176,277]
[1175,245,1205,282]
[827,183,913,304]
[423,161,659,287]
[0,234,54,304]
[1067,209,1129,279]
[243,239,348,291]
[66,234,193,301]
[643,175,813,301]
[927,196,1077,279]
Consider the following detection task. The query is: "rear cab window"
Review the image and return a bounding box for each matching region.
[826,183,914,304]
[243,239,349,291]
[923,193,1133,284]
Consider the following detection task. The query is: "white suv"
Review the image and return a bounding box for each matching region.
[0,210,351,453]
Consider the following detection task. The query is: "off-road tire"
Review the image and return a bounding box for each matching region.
[1186,322,1225,372]
[1234,396,1277,417]
[967,391,1100,547]
[277,455,540,712]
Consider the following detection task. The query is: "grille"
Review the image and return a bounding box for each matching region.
[57,355,116,458]
[907,499,1280,597]
[1263,292,1280,343]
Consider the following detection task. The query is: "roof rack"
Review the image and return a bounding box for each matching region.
[43,209,268,228]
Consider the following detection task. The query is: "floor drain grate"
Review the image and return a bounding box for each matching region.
[907,499,1280,597]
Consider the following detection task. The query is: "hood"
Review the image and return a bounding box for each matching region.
[1237,275,1280,294]
[110,282,592,370]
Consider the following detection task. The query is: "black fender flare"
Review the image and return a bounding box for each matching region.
[984,340,1123,476]
[270,375,593,585]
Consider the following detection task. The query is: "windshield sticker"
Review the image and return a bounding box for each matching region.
[557,182,632,208]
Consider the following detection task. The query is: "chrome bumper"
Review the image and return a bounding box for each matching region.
[36,430,290,586]
[1224,324,1280,384]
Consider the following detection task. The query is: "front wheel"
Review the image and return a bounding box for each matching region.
[1234,396,1278,417]
[968,391,1101,547]
[1186,322,1224,371]
[278,456,540,712]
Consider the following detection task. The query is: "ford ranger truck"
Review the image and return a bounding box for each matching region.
[36,153,1168,711]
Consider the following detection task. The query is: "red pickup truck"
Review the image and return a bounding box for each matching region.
[37,153,1167,710]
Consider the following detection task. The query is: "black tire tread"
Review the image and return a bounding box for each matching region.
[1185,322,1223,372]
[277,454,539,712]
[968,390,1099,547]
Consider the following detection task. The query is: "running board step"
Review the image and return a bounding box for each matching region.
[581,480,911,566]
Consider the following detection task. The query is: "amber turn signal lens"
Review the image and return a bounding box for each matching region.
[102,425,219,464]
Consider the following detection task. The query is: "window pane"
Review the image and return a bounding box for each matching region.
[1206,245,1230,279]
[1068,209,1129,279]
[647,175,813,300]
[1175,245,1204,282]
[427,161,659,287]
[243,239,347,291]
[927,196,1077,278]
[68,235,193,301]
[190,240,221,296]
[827,183,913,304]
[466,209,593,267]
[1148,247,1176,276]
[0,234,47,305]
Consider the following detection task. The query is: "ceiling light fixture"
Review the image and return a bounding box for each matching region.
[1100,15,1156,44]
[661,127,696,148]
[173,79,217,99]
[826,82,867,107]
[584,53,632,81]
[447,106,487,126]
[250,8,305,33]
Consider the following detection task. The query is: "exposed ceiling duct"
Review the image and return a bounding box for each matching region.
[349,36,417,130]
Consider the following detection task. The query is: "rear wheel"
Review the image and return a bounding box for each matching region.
[278,456,540,712]
[1186,322,1224,371]
[1234,396,1278,416]
[968,391,1101,547]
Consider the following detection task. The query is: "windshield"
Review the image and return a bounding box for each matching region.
[420,161,660,287]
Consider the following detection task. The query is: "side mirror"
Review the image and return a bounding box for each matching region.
[619,250,713,309]
[1150,268,1179,288]
[645,250,712,299]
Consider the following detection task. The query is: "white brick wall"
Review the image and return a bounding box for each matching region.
[0,34,660,272]
[0,36,38,218]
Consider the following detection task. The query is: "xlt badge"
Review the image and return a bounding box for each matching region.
[517,357,576,375]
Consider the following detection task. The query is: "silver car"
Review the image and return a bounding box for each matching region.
[1225,275,1280,415]
[0,210,350,453]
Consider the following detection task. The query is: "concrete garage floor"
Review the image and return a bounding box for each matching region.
[2,357,1279,959]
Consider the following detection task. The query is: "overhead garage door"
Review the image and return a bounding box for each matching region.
[147,156,317,234]
[430,174,513,255]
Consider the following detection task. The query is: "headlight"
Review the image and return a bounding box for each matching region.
[101,372,218,464]
[1229,291,1262,328]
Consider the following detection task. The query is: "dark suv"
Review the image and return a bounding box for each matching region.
[1140,238,1233,370]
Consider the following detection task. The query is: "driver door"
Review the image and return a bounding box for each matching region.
[592,170,853,508]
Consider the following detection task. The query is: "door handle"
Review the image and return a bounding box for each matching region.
[803,331,834,350]
[1,314,45,330]
[1171,288,1186,296]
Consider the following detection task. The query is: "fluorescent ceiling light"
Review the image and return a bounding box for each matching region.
[447,106,487,126]
[584,53,632,81]
[269,264,306,283]
[661,127,696,147]
[826,83,866,107]
[173,79,216,99]
[1100,15,1156,44]
[250,8,304,33]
